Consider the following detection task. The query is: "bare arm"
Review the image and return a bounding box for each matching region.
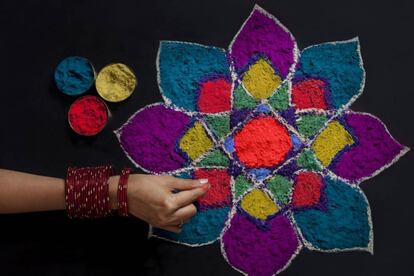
[0,168,209,233]
[0,169,67,213]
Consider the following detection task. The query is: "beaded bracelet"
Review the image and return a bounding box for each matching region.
[65,165,112,219]
[117,168,131,217]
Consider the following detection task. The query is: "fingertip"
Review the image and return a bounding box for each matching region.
[195,183,210,196]
[201,182,211,191]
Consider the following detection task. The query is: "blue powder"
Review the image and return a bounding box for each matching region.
[294,40,364,109]
[256,103,271,113]
[224,137,235,153]
[54,56,95,95]
[291,133,302,150]
[248,168,271,181]
[159,41,230,111]
[153,207,230,245]
[294,176,371,250]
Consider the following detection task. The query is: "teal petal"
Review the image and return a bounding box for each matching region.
[294,38,365,110]
[152,207,230,246]
[294,176,372,252]
[158,41,230,112]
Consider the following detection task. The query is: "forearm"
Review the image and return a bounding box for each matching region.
[0,169,119,214]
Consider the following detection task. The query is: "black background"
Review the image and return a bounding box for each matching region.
[0,0,413,275]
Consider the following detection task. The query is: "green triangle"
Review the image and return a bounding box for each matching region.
[296,114,327,138]
[266,175,292,205]
[268,82,289,111]
[234,175,252,199]
[204,114,230,140]
[196,148,229,167]
[233,85,257,109]
[296,149,322,171]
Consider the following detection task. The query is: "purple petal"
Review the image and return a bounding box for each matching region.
[230,5,297,79]
[116,104,191,173]
[221,211,300,275]
[332,112,408,182]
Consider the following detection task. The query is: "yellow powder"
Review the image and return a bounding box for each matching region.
[179,121,214,161]
[240,189,279,220]
[95,63,137,102]
[312,120,354,167]
[242,58,282,100]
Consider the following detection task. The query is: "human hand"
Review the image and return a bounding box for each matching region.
[119,174,210,233]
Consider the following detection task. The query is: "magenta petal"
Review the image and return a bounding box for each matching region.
[230,5,298,79]
[116,104,191,173]
[332,111,409,182]
[221,212,300,276]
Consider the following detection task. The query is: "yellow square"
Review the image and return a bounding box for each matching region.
[179,121,214,161]
[312,120,354,167]
[242,58,282,100]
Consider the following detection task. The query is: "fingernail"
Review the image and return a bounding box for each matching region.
[198,179,209,184]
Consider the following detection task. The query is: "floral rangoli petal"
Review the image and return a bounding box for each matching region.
[293,38,365,111]
[230,5,298,100]
[329,111,409,183]
[158,41,231,112]
[116,104,191,173]
[152,207,231,246]
[221,210,300,276]
[293,175,373,252]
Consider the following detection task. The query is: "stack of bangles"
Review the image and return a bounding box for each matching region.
[65,166,132,218]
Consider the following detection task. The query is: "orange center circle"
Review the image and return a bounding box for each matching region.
[234,116,292,168]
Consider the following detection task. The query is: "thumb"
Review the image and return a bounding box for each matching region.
[168,177,209,191]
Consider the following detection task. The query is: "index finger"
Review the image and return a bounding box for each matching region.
[172,183,210,208]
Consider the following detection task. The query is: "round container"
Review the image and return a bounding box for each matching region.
[68,95,108,136]
[55,56,96,96]
[95,63,137,102]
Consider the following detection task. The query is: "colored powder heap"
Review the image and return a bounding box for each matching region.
[296,114,328,138]
[233,85,257,109]
[158,41,230,111]
[294,40,364,109]
[68,95,108,136]
[234,116,292,168]
[266,174,292,205]
[118,104,190,173]
[222,214,299,275]
[292,79,327,109]
[198,79,231,113]
[312,120,354,167]
[179,121,213,161]
[294,177,371,250]
[194,168,232,208]
[96,63,137,102]
[240,188,279,220]
[292,171,323,207]
[331,113,405,181]
[242,58,282,100]
[153,207,230,245]
[234,175,252,199]
[54,56,95,96]
[230,9,295,78]
[203,115,230,140]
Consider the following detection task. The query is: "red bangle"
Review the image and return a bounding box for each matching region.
[117,168,131,217]
[65,165,112,219]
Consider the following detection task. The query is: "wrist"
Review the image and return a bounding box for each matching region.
[108,175,119,210]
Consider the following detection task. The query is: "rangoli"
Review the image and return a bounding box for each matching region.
[115,5,409,275]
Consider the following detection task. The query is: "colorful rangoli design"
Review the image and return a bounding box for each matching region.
[115,5,409,275]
